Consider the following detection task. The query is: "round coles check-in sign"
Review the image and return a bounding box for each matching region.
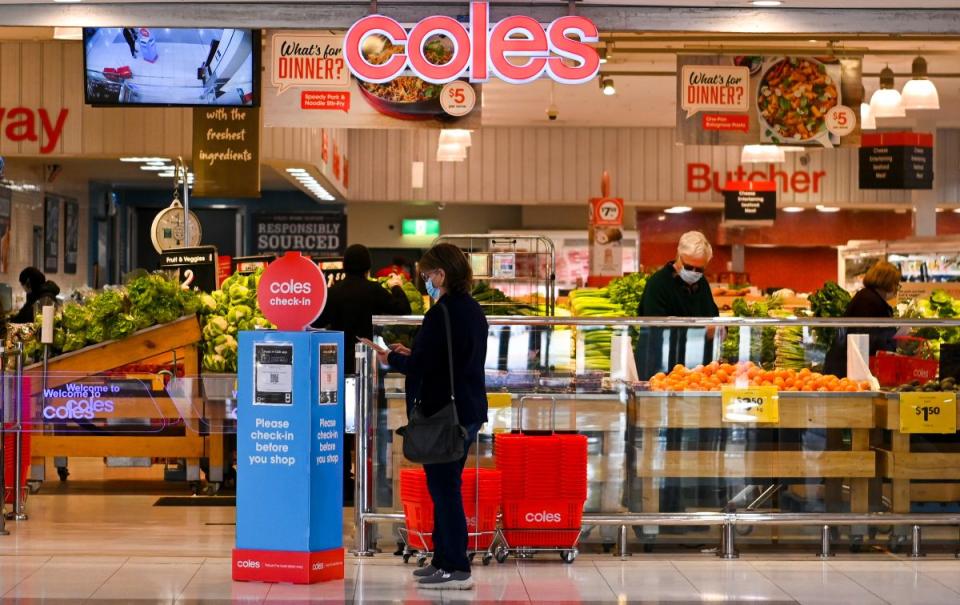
[257,251,328,331]
[440,81,476,117]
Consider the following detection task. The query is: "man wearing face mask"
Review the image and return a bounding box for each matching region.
[636,230,719,378]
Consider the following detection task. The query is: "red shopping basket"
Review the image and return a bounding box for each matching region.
[3,377,31,506]
[399,468,501,552]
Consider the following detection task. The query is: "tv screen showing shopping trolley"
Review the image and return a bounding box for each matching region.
[83,27,260,107]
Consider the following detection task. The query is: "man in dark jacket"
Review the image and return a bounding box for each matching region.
[11,267,60,324]
[636,231,719,378]
[312,244,412,374]
[311,244,411,503]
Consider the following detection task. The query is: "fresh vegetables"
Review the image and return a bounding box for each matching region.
[7,272,200,365]
[898,377,958,393]
[902,289,960,348]
[471,282,539,316]
[808,281,851,348]
[650,361,870,392]
[607,273,648,315]
[721,296,784,368]
[568,288,627,372]
[376,275,424,314]
[199,268,274,373]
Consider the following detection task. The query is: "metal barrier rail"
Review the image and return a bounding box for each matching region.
[373,315,960,329]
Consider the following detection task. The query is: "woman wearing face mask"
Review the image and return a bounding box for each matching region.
[11,266,60,324]
[378,243,488,591]
[823,261,902,377]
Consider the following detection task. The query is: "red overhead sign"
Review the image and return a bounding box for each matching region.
[257,251,328,331]
[344,1,600,85]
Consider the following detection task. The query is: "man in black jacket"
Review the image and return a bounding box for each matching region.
[312,244,412,374]
[312,244,411,503]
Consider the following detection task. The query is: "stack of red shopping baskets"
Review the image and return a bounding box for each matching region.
[399,468,501,552]
[3,377,31,506]
[496,432,587,548]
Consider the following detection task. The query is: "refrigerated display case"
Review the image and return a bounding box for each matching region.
[838,237,960,295]
[356,314,960,558]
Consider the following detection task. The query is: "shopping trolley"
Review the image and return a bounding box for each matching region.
[398,468,501,567]
[494,396,587,564]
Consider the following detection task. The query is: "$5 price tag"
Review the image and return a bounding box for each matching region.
[899,392,957,434]
[722,386,779,424]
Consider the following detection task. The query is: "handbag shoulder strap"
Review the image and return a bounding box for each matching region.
[438,302,461,426]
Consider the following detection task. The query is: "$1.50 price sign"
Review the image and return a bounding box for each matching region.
[721,386,779,423]
[899,392,957,434]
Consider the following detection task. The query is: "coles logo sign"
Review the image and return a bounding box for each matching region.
[344,1,600,85]
[525,510,563,523]
[257,251,328,331]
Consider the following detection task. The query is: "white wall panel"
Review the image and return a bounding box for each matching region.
[349,126,960,208]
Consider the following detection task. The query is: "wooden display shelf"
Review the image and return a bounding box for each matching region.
[24,316,217,487]
[874,395,960,513]
[634,450,874,478]
[631,393,876,518]
[633,393,878,429]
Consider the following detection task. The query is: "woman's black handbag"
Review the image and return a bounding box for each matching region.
[396,303,467,464]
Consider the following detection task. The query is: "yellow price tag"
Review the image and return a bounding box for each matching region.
[486,392,513,409]
[722,386,779,423]
[899,392,957,434]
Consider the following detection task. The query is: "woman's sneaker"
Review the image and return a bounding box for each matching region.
[411,565,438,579]
[418,570,473,590]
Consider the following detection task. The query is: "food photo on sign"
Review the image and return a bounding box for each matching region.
[263,30,481,129]
[676,54,863,147]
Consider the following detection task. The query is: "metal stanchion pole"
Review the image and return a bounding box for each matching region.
[618,524,631,559]
[911,525,925,559]
[818,525,833,559]
[10,344,27,520]
[352,342,376,556]
[720,521,739,559]
[0,351,9,535]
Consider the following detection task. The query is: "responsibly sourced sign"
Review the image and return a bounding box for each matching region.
[344,1,600,85]
[676,55,863,148]
[252,213,346,257]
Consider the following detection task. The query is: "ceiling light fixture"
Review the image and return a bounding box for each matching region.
[600,41,613,64]
[600,76,615,96]
[120,156,170,163]
[664,206,692,214]
[741,144,785,163]
[953,208,960,214]
[870,66,905,118]
[438,129,472,148]
[436,142,467,162]
[782,206,806,213]
[860,102,877,130]
[816,205,841,213]
[751,0,783,6]
[53,27,83,40]
[901,56,940,110]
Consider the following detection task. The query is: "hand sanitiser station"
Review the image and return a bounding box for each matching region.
[232,252,346,584]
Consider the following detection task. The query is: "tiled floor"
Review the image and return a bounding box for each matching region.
[2,461,960,603]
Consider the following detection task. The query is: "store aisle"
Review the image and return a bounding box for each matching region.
[1,553,960,603]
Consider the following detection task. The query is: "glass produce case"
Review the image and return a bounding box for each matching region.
[356,314,960,557]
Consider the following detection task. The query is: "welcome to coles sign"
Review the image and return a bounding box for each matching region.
[344,1,601,85]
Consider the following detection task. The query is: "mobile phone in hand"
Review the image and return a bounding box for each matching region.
[356,337,388,354]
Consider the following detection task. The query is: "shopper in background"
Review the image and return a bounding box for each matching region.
[636,230,719,377]
[375,255,412,281]
[823,261,902,377]
[379,243,487,591]
[312,244,411,504]
[11,266,60,324]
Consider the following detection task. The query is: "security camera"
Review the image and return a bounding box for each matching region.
[546,104,559,121]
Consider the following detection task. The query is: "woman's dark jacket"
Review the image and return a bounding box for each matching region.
[823,286,896,376]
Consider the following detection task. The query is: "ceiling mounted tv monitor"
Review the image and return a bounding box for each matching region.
[83,27,260,107]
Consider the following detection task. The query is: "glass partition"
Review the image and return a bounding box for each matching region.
[362,315,960,556]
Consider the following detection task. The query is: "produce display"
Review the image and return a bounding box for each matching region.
[568,288,626,372]
[902,289,960,352]
[471,282,539,316]
[720,296,785,369]
[607,272,648,315]
[8,272,199,365]
[808,281,851,348]
[649,361,871,392]
[377,275,425,314]
[198,269,274,373]
[897,377,958,393]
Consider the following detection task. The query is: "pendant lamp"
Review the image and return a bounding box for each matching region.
[901,56,940,110]
[870,66,905,118]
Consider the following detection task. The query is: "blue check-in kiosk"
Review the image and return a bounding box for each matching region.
[232,329,345,584]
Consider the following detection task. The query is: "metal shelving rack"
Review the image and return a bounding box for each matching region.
[433,234,557,317]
